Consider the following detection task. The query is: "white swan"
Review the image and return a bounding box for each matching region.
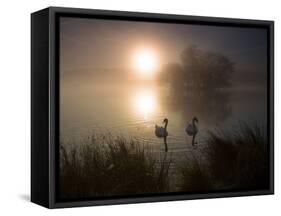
[185,117,199,146]
[155,118,168,152]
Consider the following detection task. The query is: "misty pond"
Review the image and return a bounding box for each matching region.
[58,17,269,198]
[60,79,267,153]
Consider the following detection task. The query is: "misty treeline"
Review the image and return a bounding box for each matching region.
[158,46,234,123]
[158,45,235,93]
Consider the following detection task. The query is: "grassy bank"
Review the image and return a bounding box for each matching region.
[60,133,171,199]
[60,123,269,199]
[179,123,269,191]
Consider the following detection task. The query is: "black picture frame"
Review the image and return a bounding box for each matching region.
[31,6,274,209]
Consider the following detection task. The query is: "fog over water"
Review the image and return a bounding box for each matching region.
[60,17,268,152]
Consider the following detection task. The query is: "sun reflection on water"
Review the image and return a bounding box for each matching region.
[134,88,157,120]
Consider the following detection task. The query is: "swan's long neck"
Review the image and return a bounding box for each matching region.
[164,120,168,130]
[192,119,196,127]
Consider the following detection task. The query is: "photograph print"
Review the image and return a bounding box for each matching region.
[58,15,270,200]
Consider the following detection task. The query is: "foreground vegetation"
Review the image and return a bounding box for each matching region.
[60,123,268,199]
[60,134,171,199]
[179,123,269,191]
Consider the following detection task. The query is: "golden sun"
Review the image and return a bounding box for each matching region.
[133,48,159,77]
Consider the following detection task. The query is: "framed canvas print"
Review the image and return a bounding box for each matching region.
[31,7,274,208]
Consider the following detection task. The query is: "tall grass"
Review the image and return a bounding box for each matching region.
[179,158,212,192]
[60,123,268,198]
[60,133,171,199]
[179,123,268,191]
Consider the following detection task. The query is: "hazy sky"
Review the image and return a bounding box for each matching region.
[60,17,268,83]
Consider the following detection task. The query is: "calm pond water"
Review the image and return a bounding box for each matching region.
[60,79,267,153]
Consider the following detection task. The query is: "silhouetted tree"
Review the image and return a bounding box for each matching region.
[159,45,234,93]
[158,45,234,123]
[181,45,234,91]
